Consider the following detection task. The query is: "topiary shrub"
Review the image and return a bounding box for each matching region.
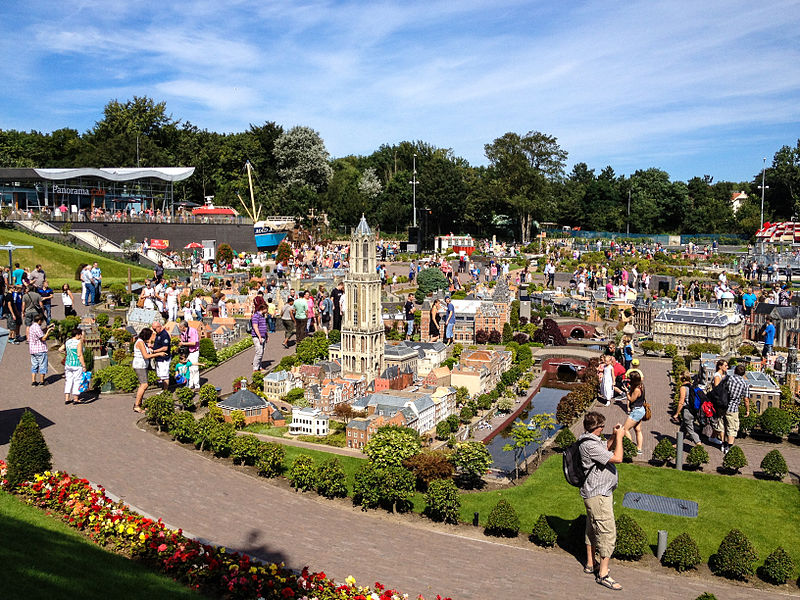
[206,421,236,457]
[230,434,264,466]
[694,594,717,600]
[288,455,317,491]
[423,479,461,524]
[485,499,520,538]
[622,436,638,463]
[144,392,176,432]
[5,410,52,488]
[613,514,648,560]
[230,410,246,430]
[686,444,710,469]
[651,438,676,464]
[199,383,219,406]
[738,406,758,436]
[722,445,747,474]
[554,428,576,451]
[169,411,198,443]
[353,463,383,510]
[661,532,702,572]
[199,337,218,365]
[256,443,285,478]
[175,387,196,411]
[710,529,758,580]
[759,407,792,439]
[314,458,348,499]
[530,514,557,547]
[759,449,788,480]
[760,546,795,585]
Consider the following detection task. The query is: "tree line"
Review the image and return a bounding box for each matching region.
[2,96,798,240]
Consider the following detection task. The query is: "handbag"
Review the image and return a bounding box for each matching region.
[642,402,652,422]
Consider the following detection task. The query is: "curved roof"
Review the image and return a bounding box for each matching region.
[0,167,194,182]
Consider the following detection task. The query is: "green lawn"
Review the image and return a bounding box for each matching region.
[245,423,290,437]
[0,491,201,600]
[280,445,366,492]
[436,455,800,569]
[0,227,152,288]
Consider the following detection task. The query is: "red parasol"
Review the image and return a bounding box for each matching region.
[184,242,203,249]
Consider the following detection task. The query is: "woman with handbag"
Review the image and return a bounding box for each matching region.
[61,284,77,317]
[132,327,167,413]
[623,371,647,455]
[63,327,86,404]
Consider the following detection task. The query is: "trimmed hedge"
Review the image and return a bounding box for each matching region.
[722,445,747,473]
[423,479,461,524]
[710,529,758,580]
[485,499,520,538]
[530,514,557,548]
[686,444,710,469]
[661,532,702,572]
[553,428,576,451]
[651,438,676,464]
[760,449,788,480]
[4,410,52,489]
[288,455,317,491]
[760,546,795,585]
[613,514,648,560]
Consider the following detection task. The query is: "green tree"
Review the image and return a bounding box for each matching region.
[5,410,53,488]
[273,125,332,193]
[415,268,448,302]
[295,331,330,364]
[502,414,556,479]
[363,426,422,469]
[452,441,492,485]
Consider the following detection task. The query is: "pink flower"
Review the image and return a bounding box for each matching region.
[158,544,168,552]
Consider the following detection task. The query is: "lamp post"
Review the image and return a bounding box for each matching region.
[409,154,418,228]
[759,157,769,230]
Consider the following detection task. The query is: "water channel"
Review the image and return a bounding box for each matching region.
[485,370,583,473]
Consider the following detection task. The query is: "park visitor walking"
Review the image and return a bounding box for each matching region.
[132,327,168,412]
[62,327,86,405]
[251,303,268,372]
[27,314,54,386]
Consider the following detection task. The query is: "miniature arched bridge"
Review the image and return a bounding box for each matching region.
[556,322,598,340]
[532,346,600,376]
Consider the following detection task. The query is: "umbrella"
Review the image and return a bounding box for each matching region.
[185,242,203,249]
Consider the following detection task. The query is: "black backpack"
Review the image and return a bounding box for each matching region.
[563,438,596,487]
[706,376,729,414]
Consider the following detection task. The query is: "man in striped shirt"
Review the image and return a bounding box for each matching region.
[718,364,750,455]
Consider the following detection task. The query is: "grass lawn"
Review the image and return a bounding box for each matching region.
[280,445,365,492]
[437,455,800,569]
[245,423,290,437]
[0,491,201,600]
[0,227,152,288]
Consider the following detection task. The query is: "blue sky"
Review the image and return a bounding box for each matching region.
[2,0,799,183]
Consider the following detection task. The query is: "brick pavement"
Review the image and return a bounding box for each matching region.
[1,330,798,598]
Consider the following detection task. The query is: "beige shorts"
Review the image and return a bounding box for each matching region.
[584,494,616,558]
[713,411,740,437]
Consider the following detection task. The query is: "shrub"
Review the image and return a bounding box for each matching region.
[760,449,788,480]
[193,414,218,452]
[207,401,225,423]
[759,407,792,438]
[230,434,264,465]
[530,515,557,547]
[687,342,721,360]
[175,387,196,411]
[554,428,576,451]
[288,455,317,491]
[459,406,475,423]
[144,392,176,432]
[485,499,520,538]
[92,365,139,393]
[622,436,638,462]
[686,444,710,469]
[662,532,702,572]
[663,344,678,358]
[639,340,663,355]
[738,406,759,436]
[198,383,219,405]
[694,595,717,600]
[403,450,454,490]
[710,529,758,580]
[5,410,52,488]
[256,443,285,478]
[760,546,795,584]
[199,337,218,365]
[206,422,236,457]
[738,343,758,355]
[651,437,676,464]
[169,411,198,443]
[613,514,648,560]
[722,445,747,473]
[353,464,415,512]
[95,312,109,327]
[314,458,348,499]
[352,463,383,510]
[488,329,502,344]
[230,410,247,430]
[423,479,461,524]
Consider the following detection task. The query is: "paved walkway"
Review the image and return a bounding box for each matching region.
[2,339,797,598]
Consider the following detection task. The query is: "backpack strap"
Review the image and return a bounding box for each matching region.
[576,437,598,480]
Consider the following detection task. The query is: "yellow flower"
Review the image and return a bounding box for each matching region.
[345,575,356,587]
[126,527,135,535]
[139,532,146,541]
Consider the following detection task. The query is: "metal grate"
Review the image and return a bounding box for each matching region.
[622,492,698,518]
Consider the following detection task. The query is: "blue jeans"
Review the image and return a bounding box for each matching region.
[267,315,276,333]
[406,319,414,337]
[43,303,51,323]
[93,283,101,304]
[84,283,95,305]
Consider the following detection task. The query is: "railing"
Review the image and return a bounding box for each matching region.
[70,228,125,253]
[41,212,255,226]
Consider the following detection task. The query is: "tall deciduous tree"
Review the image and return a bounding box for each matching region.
[273,125,333,193]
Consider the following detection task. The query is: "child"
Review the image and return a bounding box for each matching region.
[174,348,192,387]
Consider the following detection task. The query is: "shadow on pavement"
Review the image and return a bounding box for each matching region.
[0,407,55,446]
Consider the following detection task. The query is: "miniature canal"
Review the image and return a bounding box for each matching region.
[485,371,578,473]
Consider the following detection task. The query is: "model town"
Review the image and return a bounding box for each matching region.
[3,151,800,599]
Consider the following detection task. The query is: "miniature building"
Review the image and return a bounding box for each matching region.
[289,407,329,436]
[339,216,385,383]
[424,366,452,387]
[652,298,744,354]
[383,343,419,375]
[216,389,285,425]
[79,317,104,357]
[399,340,448,376]
[125,306,163,335]
[747,304,800,348]
[744,371,781,414]
[263,370,301,404]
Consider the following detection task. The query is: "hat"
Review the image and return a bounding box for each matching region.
[445,295,451,300]
[632,359,640,366]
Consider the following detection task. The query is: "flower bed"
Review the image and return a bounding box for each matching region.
[0,460,449,600]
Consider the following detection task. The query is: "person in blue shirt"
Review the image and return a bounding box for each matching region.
[12,263,24,286]
[761,316,776,358]
[38,279,54,323]
[90,262,102,305]
[444,296,456,345]
[741,287,757,318]
[622,336,634,370]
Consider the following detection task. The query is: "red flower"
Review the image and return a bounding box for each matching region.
[281,587,295,598]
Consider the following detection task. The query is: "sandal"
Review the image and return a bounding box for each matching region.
[133,406,145,413]
[596,574,622,590]
[583,565,597,575]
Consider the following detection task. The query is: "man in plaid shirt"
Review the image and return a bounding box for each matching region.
[717,364,751,455]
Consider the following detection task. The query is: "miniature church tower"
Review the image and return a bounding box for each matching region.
[340,215,384,382]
